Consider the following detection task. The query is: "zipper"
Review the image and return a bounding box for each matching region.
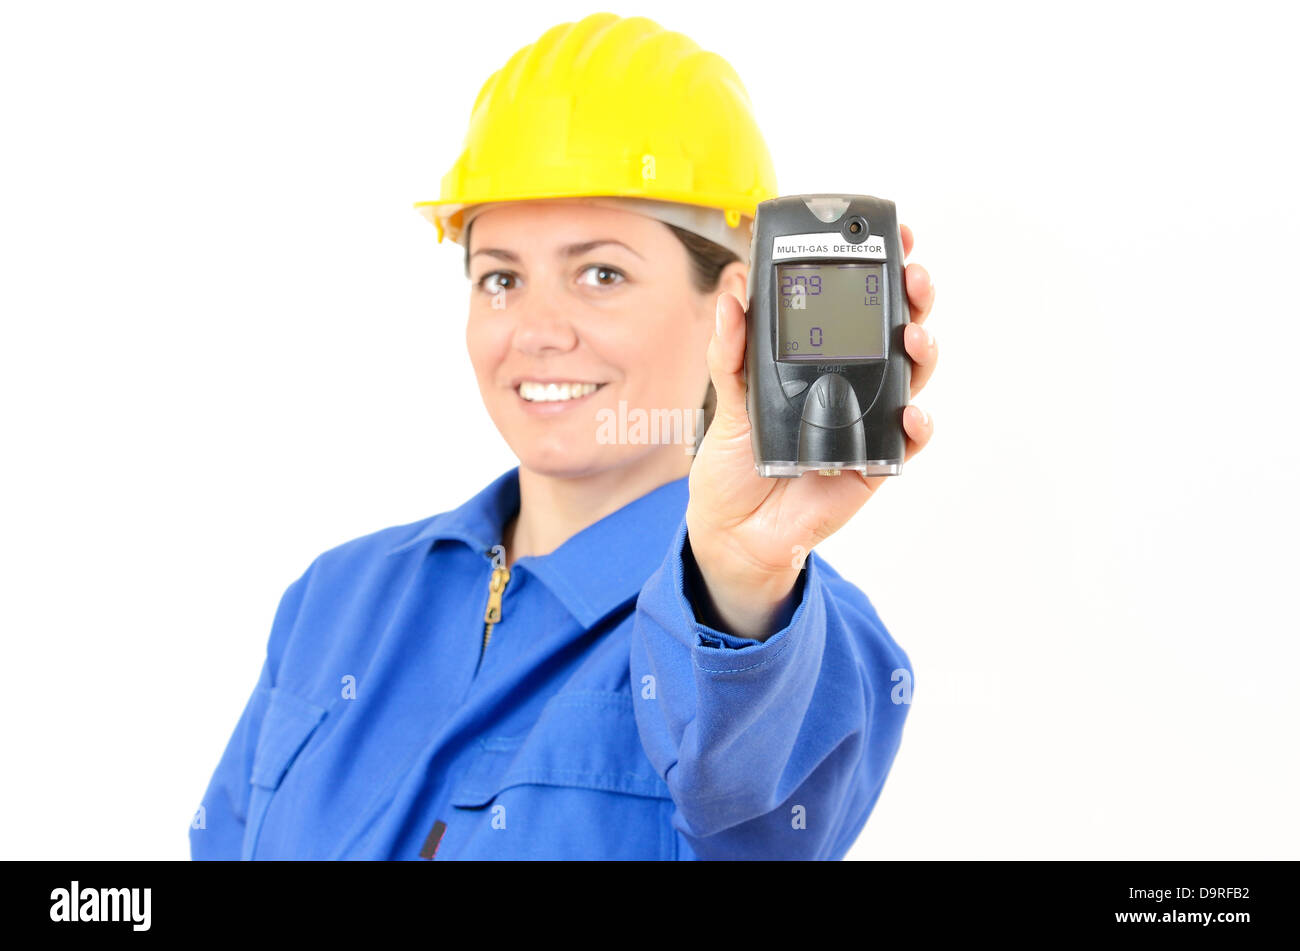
[479,544,510,666]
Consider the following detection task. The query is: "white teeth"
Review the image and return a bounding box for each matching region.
[518,381,600,402]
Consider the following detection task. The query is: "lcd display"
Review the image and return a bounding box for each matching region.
[776,262,885,361]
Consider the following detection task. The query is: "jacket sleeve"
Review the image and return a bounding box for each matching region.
[189,561,315,860]
[629,515,914,860]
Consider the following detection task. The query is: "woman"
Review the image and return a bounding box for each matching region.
[189,13,938,861]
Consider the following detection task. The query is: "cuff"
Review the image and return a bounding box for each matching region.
[665,514,819,660]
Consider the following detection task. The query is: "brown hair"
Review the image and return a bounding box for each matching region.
[662,224,741,442]
[463,217,742,446]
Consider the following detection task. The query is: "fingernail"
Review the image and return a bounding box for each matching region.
[924,325,935,348]
[715,297,723,336]
[917,405,929,426]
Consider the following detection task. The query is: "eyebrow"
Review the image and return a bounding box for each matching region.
[468,239,644,266]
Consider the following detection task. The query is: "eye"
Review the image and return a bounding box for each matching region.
[577,264,626,288]
[476,271,519,294]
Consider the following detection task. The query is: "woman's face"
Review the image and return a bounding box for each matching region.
[465,200,733,479]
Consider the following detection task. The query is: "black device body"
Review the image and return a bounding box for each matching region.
[744,194,910,477]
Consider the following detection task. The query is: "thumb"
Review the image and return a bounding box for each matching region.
[706,291,750,437]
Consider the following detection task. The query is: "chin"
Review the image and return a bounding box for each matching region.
[515,445,607,479]
[513,437,666,481]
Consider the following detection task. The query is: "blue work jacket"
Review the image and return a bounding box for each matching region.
[189,466,913,860]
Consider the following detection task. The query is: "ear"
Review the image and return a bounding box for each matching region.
[718,260,748,309]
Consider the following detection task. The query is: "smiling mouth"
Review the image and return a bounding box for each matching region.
[517,381,606,403]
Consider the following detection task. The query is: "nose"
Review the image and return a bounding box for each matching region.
[509,290,580,356]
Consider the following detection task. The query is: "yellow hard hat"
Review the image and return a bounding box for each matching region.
[414,12,778,246]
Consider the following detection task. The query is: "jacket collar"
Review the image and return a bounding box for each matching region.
[387,467,689,627]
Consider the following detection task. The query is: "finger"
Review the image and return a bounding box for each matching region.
[706,291,750,435]
[906,262,937,325]
[904,321,938,397]
[854,404,933,491]
[900,223,914,259]
[901,404,934,462]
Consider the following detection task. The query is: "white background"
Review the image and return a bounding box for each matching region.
[1,0,1296,860]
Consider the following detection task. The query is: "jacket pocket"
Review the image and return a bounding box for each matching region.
[241,687,327,860]
[447,691,674,859]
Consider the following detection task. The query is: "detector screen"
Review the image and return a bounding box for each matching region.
[776,262,885,361]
